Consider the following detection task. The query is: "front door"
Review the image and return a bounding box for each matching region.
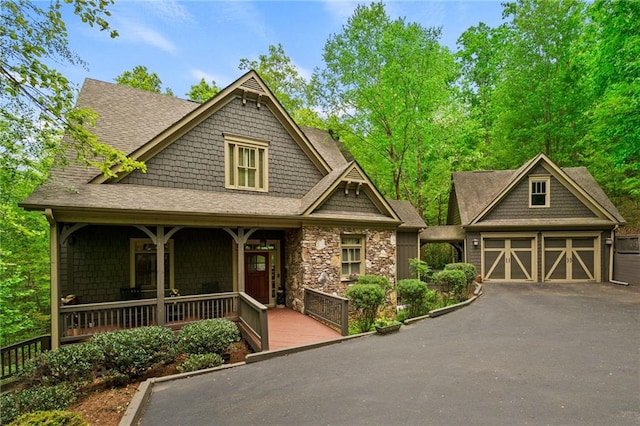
[245,252,270,304]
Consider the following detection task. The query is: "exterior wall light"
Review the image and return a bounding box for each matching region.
[605,238,613,245]
[473,238,479,247]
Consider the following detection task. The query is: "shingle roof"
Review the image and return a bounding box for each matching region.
[388,200,427,229]
[451,160,625,226]
[21,76,419,228]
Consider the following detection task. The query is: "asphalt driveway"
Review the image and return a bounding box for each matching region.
[140,282,639,425]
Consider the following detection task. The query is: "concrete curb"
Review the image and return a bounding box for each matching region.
[119,362,246,426]
[121,285,484,425]
[119,335,369,425]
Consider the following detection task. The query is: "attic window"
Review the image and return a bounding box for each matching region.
[225,134,268,192]
[529,176,550,207]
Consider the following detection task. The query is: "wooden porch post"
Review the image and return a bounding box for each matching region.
[223,228,258,294]
[45,209,60,349]
[156,226,165,325]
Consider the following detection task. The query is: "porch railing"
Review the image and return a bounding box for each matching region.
[165,293,238,324]
[60,293,240,342]
[61,299,157,342]
[1,335,52,379]
[237,292,269,352]
[303,286,349,336]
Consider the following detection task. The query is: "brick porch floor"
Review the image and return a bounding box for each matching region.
[267,308,341,351]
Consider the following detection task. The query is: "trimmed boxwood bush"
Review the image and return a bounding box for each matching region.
[176,319,240,355]
[356,274,390,290]
[433,269,467,301]
[444,263,477,283]
[346,284,385,333]
[8,410,87,426]
[0,383,78,425]
[397,279,429,318]
[177,353,224,373]
[19,342,103,386]
[90,326,175,378]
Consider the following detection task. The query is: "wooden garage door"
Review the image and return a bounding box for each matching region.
[543,236,598,282]
[483,237,535,281]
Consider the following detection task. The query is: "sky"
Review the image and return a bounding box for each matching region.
[58,0,506,99]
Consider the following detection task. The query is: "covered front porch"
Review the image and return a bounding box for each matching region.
[59,289,346,352]
[50,220,306,348]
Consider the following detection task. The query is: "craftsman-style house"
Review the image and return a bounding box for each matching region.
[21,71,425,347]
[421,153,625,283]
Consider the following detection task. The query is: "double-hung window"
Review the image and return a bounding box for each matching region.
[225,134,268,191]
[529,176,550,208]
[341,235,364,279]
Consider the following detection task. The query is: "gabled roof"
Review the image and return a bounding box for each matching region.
[451,153,625,227]
[92,71,332,183]
[300,162,401,222]
[21,71,420,229]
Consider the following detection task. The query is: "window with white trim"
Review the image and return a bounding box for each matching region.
[341,235,364,279]
[225,135,268,191]
[529,176,550,207]
[130,239,174,292]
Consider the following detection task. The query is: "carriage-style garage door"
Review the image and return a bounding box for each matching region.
[482,234,537,281]
[542,233,600,282]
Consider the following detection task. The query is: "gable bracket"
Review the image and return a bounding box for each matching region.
[356,182,362,196]
[256,94,262,109]
[344,181,351,195]
[242,90,247,106]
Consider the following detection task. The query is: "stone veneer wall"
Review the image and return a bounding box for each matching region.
[284,226,397,313]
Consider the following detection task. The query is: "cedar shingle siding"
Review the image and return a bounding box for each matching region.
[120,98,323,197]
[317,185,381,215]
[484,174,597,221]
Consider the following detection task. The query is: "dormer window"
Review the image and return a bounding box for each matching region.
[529,176,550,207]
[225,134,268,192]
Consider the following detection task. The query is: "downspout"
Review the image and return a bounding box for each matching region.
[45,209,60,349]
[609,225,629,286]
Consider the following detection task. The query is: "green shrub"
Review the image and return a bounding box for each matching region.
[433,269,467,302]
[177,353,224,373]
[409,258,430,281]
[176,319,240,355]
[19,343,103,386]
[8,410,87,426]
[90,326,175,378]
[346,284,385,333]
[397,279,429,318]
[444,263,477,283]
[0,383,78,425]
[423,243,452,270]
[356,274,390,290]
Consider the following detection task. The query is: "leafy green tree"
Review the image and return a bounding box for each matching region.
[114,65,174,95]
[456,22,507,148]
[239,43,321,126]
[0,114,53,345]
[577,0,640,228]
[317,2,457,220]
[187,78,220,103]
[1,0,144,177]
[490,0,588,168]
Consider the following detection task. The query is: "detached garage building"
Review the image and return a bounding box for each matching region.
[422,153,626,283]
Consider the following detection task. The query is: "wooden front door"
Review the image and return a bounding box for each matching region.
[245,252,270,304]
